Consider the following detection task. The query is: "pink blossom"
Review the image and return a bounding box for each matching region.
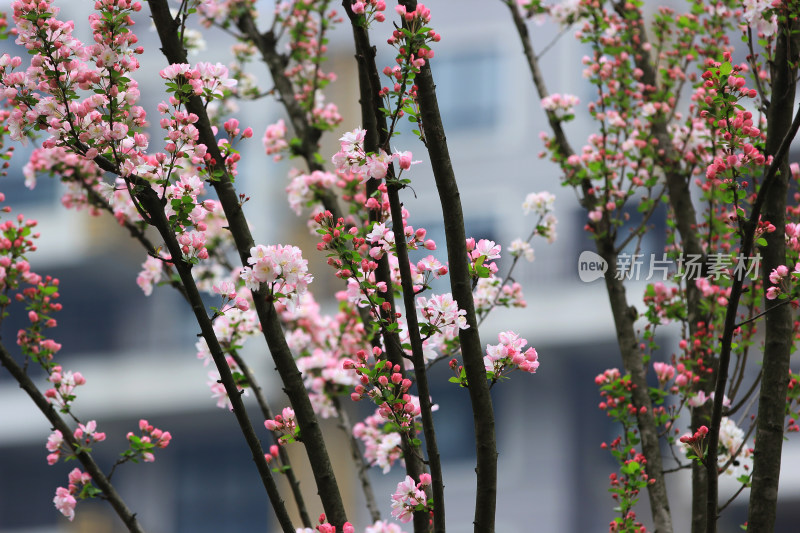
[766,286,781,300]
[484,331,539,376]
[688,390,709,407]
[541,93,579,114]
[652,362,675,384]
[46,430,63,453]
[417,293,469,338]
[53,487,76,521]
[390,475,428,523]
[263,119,288,161]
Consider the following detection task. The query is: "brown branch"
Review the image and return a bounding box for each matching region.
[745,20,800,533]
[342,5,437,529]
[229,350,312,529]
[134,185,297,533]
[234,10,343,221]
[147,3,349,528]
[401,2,498,530]
[330,394,381,523]
[0,342,147,533]
[505,2,675,531]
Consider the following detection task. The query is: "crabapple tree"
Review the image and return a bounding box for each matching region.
[2,1,800,533]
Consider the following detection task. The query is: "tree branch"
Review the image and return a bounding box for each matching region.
[147,2,349,528]
[0,342,147,533]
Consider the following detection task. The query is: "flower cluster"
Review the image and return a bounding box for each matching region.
[642,282,683,325]
[466,238,501,280]
[743,0,777,36]
[541,93,580,115]
[678,424,709,460]
[365,522,407,533]
[240,244,313,301]
[45,367,87,411]
[390,474,432,523]
[123,419,172,463]
[297,514,355,533]
[331,128,419,182]
[160,62,238,101]
[264,407,299,444]
[766,264,797,300]
[344,348,428,432]
[605,439,650,533]
[263,119,288,161]
[45,421,107,466]
[595,368,641,422]
[5,0,147,165]
[351,0,387,25]
[473,276,527,316]
[286,169,338,216]
[353,409,403,473]
[652,362,675,385]
[278,292,367,418]
[787,371,800,434]
[718,418,752,476]
[416,293,469,339]
[53,468,94,521]
[483,331,540,378]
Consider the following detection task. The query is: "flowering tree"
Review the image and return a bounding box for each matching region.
[0,1,799,533]
[0,1,547,533]
[508,0,800,532]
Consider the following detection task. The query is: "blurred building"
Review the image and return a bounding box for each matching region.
[1,1,799,532]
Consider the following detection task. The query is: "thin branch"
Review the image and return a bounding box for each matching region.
[734,298,795,330]
[148,2,349,527]
[0,342,147,533]
[330,394,382,523]
[229,350,312,529]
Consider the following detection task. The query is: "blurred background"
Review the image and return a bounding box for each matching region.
[1,1,799,532]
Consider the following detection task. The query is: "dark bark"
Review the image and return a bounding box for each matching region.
[704,70,800,533]
[412,48,498,533]
[135,187,297,533]
[747,21,800,533]
[703,101,800,533]
[234,11,343,221]
[342,5,442,530]
[598,242,674,533]
[230,351,313,528]
[147,2,349,528]
[505,3,674,531]
[387,183,446,533]
[620,13,704,532]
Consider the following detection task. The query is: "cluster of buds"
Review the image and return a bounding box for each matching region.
[45,367,86,411]
[679,425,709,460]
[596,368,648,421]
[343,347,417,429]
[351,0,387,24]
[308,514,355,533]
[124,419,172,463]
[264,407,299,444]
[786,371,800,433]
